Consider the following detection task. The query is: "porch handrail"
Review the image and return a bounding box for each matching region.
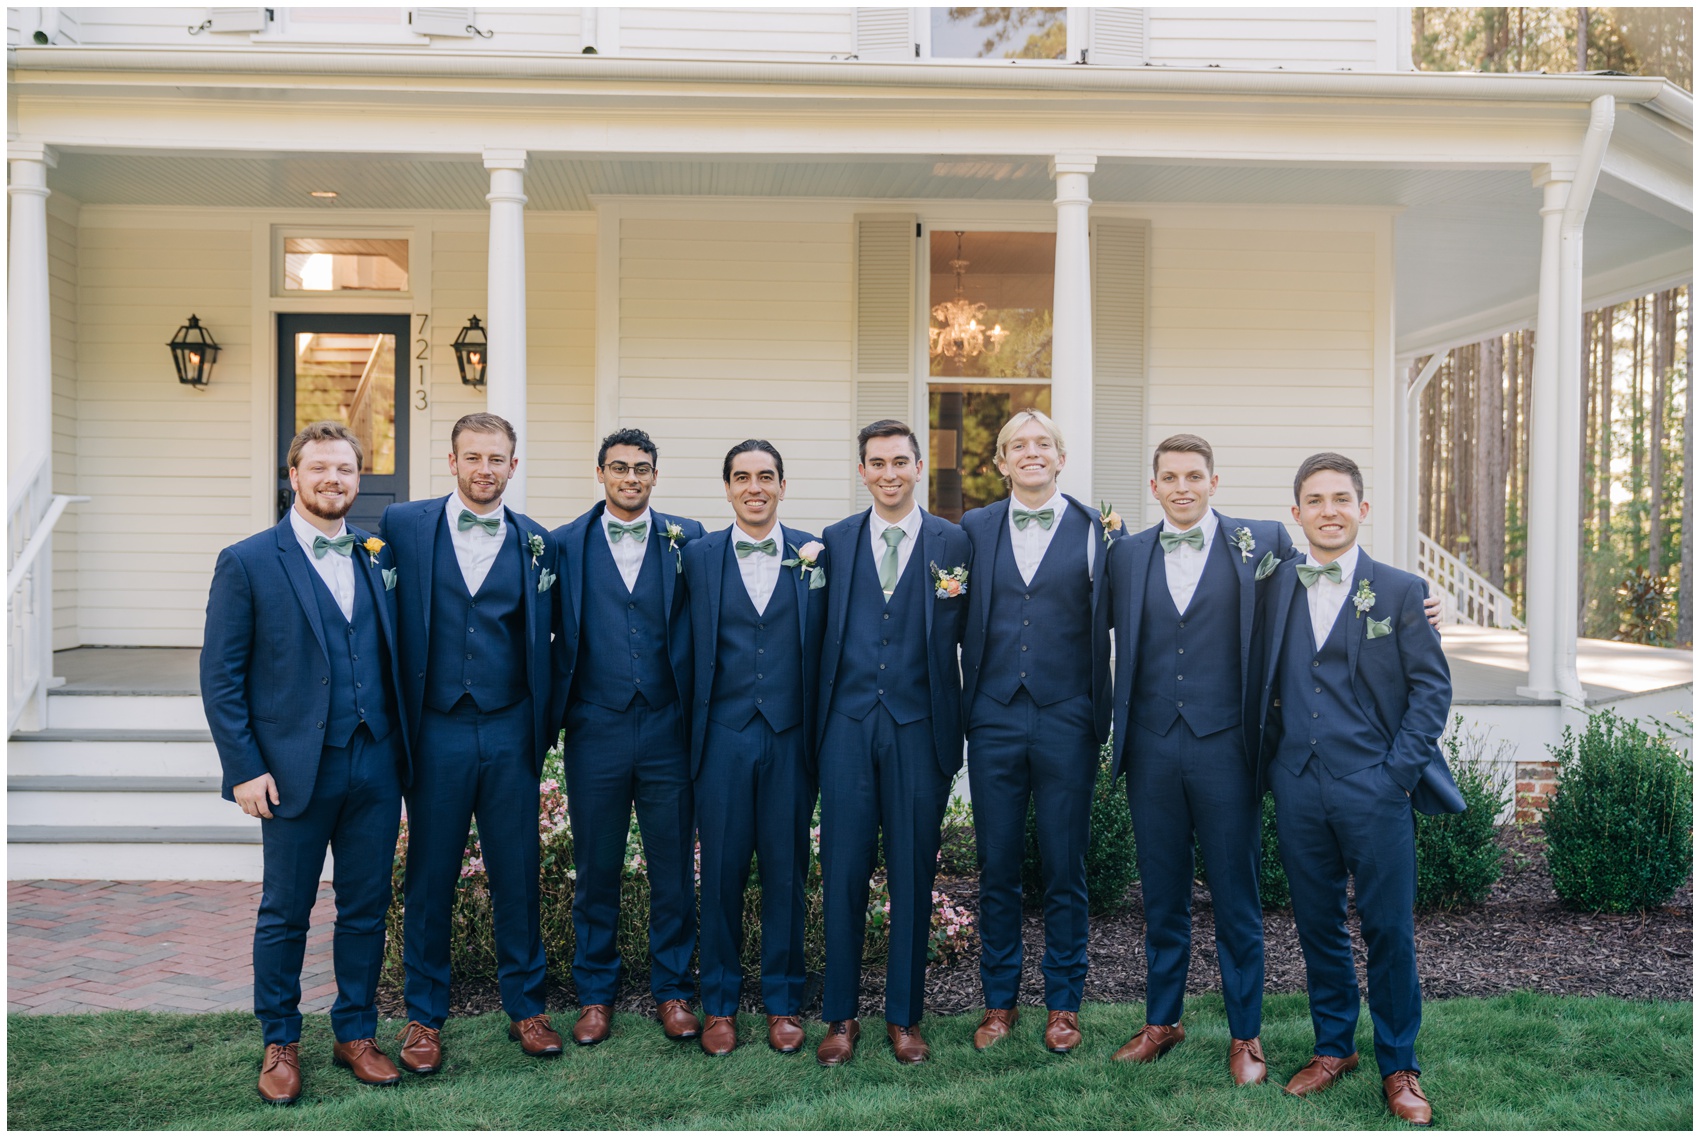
[7,494,87,597]
[1416,531,1524,630]
[7,452,48,519]
[8,457,89,736]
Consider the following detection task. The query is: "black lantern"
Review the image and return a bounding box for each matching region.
[452,315,488,388]
[167,315,220,387]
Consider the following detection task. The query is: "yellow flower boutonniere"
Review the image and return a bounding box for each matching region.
[362,536,384,567]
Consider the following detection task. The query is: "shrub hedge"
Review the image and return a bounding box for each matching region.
[1413,718,1510,910]
[1020,740,1140,916]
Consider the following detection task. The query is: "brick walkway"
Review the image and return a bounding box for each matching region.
[8,880,334,1015]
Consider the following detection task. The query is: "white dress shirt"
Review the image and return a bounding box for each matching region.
[444,494,506,596]
[731,522,781,616]
[1007,491,1099,586]
[1305,543,1361,649]
[602,507,654,593]
[1161,508,1220,615]
[868,503,923,591]
[289,506,356,622]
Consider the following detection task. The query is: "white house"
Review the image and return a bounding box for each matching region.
[7,6,1693,878]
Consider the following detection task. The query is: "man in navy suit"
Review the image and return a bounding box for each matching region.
[203,421,410,1103]
[814,419,972,1066]
[1255,452,1454,1125]
[380,412,565,1073]
[552,428,704,1047]
[958,409,1116,1055]
[682,439,827,1057]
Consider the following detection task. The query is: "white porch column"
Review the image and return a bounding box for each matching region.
[8,144,56,487]
[484,148,529,510]
[1050,154,1096,502]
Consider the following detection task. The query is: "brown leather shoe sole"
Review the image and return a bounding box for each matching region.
[395,1049,439,1075]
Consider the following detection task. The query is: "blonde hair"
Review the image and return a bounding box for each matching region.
[995,407,1067,463]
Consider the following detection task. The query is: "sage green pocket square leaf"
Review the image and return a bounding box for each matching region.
[1367,616,1392,639]
[538,569,557,593]
[1254,551,1278,581]
[382,568,397,591]
[808,566,826,590]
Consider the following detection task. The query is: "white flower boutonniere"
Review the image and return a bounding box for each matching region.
[527,532,545,569]
[1353,578,1376,619]
[782,540,826,590]
[929,560,969,599]
[664,521,687,574]
[1098,500,1122,546]
[1233,526,1256,563]
[361,536,385,568]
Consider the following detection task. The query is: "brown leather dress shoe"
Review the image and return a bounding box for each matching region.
[573,1005,612,1046]
[1383,1070,1434,1125]
[816,1019,860,1066]
[1283,1052,1359,1097]
[658,998,702,1041]
[395,1021,441,1074]
[1228,1037,1268,1086]
[1113,1022,1185,1063]
[257,1042,301,1104]
[886,1022,930,1064]
[767,1014,806,1054]
[509,1013,564,1056]
[700,1014,737,1055]
[973,1008,1019,1051]
[1044,1010,1082,1054]
[333,1038,401,1086]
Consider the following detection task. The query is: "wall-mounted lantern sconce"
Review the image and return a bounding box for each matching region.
[167,314,220,387]
[453,315,488,388]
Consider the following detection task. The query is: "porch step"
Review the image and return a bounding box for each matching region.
[9,784,241,828]
[8,775,221,793]
[45,693,207,731]
[9,728,213,744]
[9,825,260,844]
[6,826,270,881]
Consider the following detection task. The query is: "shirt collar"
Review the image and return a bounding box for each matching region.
[290,504,346,548]
[870,503,922,541]
[1162,508,1218,545]
[1305,543,1360,581]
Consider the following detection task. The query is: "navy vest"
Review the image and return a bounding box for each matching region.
[305,554,395,747]
[830,527,930,725]
[980,506,1092,707]
[1133,530,1242,737]
[424,514,529,714]
[574,522,677,711]
[1275,578,1390,778]
[709,539,803,733]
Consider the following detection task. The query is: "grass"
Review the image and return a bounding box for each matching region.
[7,994,1691,1130]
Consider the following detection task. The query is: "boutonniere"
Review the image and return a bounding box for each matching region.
[1254,551,1278,581]
[929,560,968,599]
[527,532,545,569]
[1233,526,1256,563]
[1366,615,1392,639]
[361,536,384,567]
[1098,500,1122,546]
[664,521,687,574]
[537,568,557,593]
[782,540,826,590]
[1353,578,1376,619]
[381,567,398,591]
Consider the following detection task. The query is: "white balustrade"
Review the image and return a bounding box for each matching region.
[1416,531,1524,630]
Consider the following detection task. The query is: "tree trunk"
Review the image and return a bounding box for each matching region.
[1597,304,1614,551]
[1680,290,1693,646]
[1649,290,1671,577]
[1476,336,1507,587]
[1576,7,1589,70]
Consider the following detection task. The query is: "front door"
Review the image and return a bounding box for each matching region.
[277,313,410,532]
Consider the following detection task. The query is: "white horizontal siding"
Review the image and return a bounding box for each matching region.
[49,194,81,649]
[1145,7,1387,70]
[618,6,854,60]
[55,7,583,48]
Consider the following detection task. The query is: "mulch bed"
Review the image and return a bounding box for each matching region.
[378,825,1692,1021]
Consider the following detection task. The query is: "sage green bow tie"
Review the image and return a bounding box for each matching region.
[607,519,648,543]
[1297,561,1344,588]
[313,534,357,559]
[1159,526,1204,553]
[458,509,501,535]
[1013,507,1055,531]
[736,538,777,558]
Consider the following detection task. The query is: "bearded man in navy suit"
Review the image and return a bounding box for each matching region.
[813,419,973,1067]
[957,410,1116,1055]
[552,427,704,1047]
[380,412,566,1073]
[682,439,826,1057]
[203,421,410,1103]
[1254,452,1456,1126]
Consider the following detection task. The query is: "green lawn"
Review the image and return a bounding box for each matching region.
[7,994,1691,1130]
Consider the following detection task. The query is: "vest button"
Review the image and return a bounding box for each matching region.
[630,628,637,633]
[1315,686,1322,693]
[881,638,889,646]
[883,613,890,620]
[757,673,764,680]
[1312,712,1320,718]
[878,688,885,695]
[879,664,886,670]
[355,682,362,689]
[633,652,640,659]
[1312,660,1320,667]
[758,623,765,630]
[1020,671,1027,678]
[757,648,764,655]
[469,627,476,633]
[1310,738,1317,746]
[316,721,325,729]
[1179,622,1186,629]
[321,677,328,684]
[1021,645,1028,651]
[464,680,472,687]
[1023,619,1030,626]
[1177,648,1184,655]
[467,653,474,660]
[629,603,636,610]
[1024,594,1031,600]
[1177,701,1184,708]
[1177,675,1183,681]
[358,708,365,717]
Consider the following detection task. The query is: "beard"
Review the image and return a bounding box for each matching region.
[299,489,354,521]
[458,471,505,507]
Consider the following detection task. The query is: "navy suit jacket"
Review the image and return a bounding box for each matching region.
[1254,549,1463,815]
[202,515,410,818]
[379,495,562,774]
[816,507,973,780]
[1108,510,1297,782]
[959,494,1116,743]
[682,523,827,779]
[552,501,701,727]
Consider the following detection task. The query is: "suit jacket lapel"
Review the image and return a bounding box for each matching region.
[274,520,330,663]
[417,498,442,640]
[826,514,863,657]
[1345,551,1371,680]
[1063,493,1107,611]
[656,511,678,614]
[1124,524,1157,649]
[783,524,808,653]
[974,501,1005,637]
[705,528,728,654]
[1264,561,1299,696]
[568,503,599,629]
[510,510,538,693]
[919,511,938,641]
[1218,512,1258,701]
[350,525,397,656]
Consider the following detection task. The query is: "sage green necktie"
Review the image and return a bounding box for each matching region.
[313,534,357,559]
[458,509,500,535]
[1297,561,1343,588]
[1012,507,1055,531]
[879,526,904,597]
[607,519,648,543]
[736,538,777,558]
[1159,527,1205,553]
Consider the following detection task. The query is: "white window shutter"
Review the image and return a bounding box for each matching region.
[853,214,917,507]
[1087,8,1147,66]
[206,8,269,33]
[855,8,916,61]
[409,8,476,37]
[1093,220,1150,527]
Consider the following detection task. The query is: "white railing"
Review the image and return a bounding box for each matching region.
[8,455,88,735]
[1416,531,1524,630]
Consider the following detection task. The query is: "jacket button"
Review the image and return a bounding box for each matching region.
[756,674,763,680]
[1312,712,1320,718]
[877,688,884,695]
[1021,645,1028,652]
[316,721,325,729]
[1022,619,1030,626]
[757,698,764,704]
[1315,686,1322,693]
[418,672,425,679]
[879,664,886,670]
[757,648,764,655]
[1310,738,1317,746]
[1020,671,1027,678]
[321,677,328,684]
[1177,648,1184,655]
[1177,675,1183,681]
[467,654,474,660]
[1177,701,1184,708]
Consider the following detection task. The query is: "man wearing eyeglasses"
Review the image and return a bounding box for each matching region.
[552,428,704,1047]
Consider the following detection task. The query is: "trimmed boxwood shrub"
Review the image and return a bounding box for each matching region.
[1021,739,1140,916]
[1543,709,1693,913]
[1414,718,1510,910]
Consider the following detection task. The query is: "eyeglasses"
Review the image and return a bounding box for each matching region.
[603,461,655,478]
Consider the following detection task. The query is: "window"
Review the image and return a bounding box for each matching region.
[929,7,1067,60]
[280,236,409,294]
[291,331,398,476]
